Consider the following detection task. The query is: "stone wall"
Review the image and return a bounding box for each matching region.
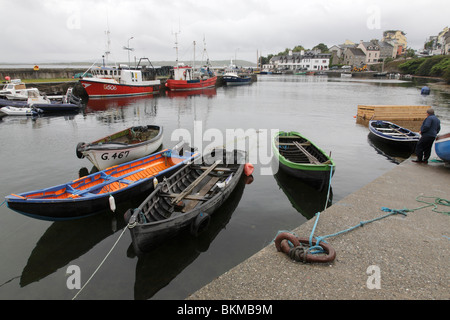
[0,68,86,82]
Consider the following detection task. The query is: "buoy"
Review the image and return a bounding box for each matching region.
[109,195,116,212]
[244,163,254,176]
[421,86,430,96]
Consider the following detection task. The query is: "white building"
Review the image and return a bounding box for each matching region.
[271,50,331,71]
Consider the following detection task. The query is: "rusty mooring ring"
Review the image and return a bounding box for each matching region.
[275,232,336,263]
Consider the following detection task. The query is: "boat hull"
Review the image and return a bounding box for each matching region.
[368,120,419,151]
[126,149,247,253]
[77,125,164,170]
[165,76,217,91]
[80,79,160,98]
[223,76,251,86]
[5,144,199,221]
[0,106,41,116]
[273,131,335,188]
[435,132,450,162]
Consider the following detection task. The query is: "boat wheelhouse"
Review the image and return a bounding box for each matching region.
[79,60,161,98]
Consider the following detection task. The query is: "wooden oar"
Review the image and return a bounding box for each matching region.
[292,141,321,164]
[171,160,221,204]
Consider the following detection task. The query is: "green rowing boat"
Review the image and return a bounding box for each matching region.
[272,131,335,186]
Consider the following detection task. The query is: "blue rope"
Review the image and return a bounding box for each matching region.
[0,200,5,207]
[306,207,410,255]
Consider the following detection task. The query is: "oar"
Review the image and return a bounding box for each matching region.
[171,160,221,204]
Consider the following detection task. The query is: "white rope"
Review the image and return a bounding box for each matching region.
[72,225,128,300]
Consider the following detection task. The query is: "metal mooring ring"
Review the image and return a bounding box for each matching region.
[275,232,336,263]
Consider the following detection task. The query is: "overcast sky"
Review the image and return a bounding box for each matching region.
[0,0,448,64]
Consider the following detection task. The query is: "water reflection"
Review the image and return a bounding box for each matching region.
[85,95,155,112]
[273,169,333,220]
[165,88,217,99]
[20,192,149,287]
[128,178,247,300]
[367,135,414,164]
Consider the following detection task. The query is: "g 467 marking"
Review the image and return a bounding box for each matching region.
[101,151,130,161]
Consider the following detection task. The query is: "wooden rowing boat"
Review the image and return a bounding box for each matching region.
[125,149,249,253]
[76,125,163,170]
[368,120,420,151]
[5,142,199,221]
[273,131,335,185]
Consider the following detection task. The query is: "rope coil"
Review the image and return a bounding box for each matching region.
[275,195,449,263]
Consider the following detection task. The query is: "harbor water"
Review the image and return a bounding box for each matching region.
[0,75,448,300]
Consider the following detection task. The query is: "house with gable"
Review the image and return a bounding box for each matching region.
[342,47,366,67]
[382,30,407,56]
[357,40,381,64]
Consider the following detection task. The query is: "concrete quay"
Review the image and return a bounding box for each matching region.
[188,159,450,300]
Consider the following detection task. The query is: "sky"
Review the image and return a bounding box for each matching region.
[0,0,448,64]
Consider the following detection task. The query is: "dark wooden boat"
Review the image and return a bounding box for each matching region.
[368,120,420,151]
[272,131,335,185]
[125,149,249,253]
[5,142,198,221]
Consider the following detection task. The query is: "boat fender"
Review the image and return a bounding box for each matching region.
[190,212,210,237]
[109,194,116,212]
[76,142,86,159]
[153,177,158,188]
[244,163,254,176]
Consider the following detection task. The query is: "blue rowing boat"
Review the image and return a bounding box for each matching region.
[435,132,450,162]
[368,120,420,151]
[5,142,199,221]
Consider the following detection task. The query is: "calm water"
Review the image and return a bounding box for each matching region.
[0,75,449,300]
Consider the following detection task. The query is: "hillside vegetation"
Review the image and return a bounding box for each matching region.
[397,55,450,84]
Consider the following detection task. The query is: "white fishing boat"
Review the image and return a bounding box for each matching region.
[0,79,37,100]
[76,125,164,170]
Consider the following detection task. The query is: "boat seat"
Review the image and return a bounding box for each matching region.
[181,176,221,213]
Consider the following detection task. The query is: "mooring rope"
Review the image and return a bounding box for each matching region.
[72,225,128,300]
[276,195,450,258]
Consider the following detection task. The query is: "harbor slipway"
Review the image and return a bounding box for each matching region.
[188,159,450,300]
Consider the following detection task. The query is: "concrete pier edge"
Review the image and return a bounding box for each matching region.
[188,159,450,300]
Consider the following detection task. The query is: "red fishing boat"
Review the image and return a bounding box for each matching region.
[165,34,217,91]
[165,63,217,91]
[79,60,161,98]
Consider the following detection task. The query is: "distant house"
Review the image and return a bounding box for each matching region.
[445,31,450,55]
[426,27,450,55]
[343,47,366,67]
[271,50,330,71]
[382,30,407,55]
[329,40,356,65]
[376,40,396,60]
[357,40,381,64]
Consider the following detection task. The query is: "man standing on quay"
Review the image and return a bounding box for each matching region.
[413,108,441,163]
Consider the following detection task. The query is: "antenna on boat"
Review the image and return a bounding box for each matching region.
[104,7,112,66]
[202,34,210,66]
[172,18,181,64]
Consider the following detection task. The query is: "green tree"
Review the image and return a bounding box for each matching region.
[292,45,306,52]
[312,43,329,52]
